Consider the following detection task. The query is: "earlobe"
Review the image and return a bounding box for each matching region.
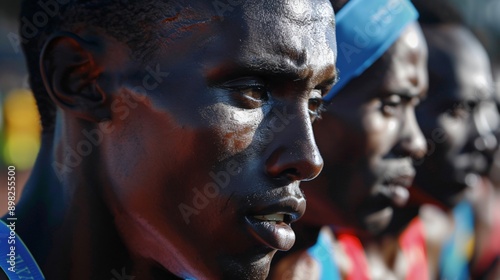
[40,32,111,122]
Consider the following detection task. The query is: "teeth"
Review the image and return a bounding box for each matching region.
[254,214,285,222]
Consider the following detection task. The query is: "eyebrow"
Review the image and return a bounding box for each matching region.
[207,58,338,89]
[324,69,340,88]
[241,58,311,78]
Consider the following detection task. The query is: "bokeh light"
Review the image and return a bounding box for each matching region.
[2,89,41,170]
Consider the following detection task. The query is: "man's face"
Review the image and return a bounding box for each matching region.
[100,1,336,279]
[307,23,427,234]
[415,26,499,206]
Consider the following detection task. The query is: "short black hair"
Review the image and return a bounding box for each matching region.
[411,0,464,25]
[20,0,188,132]
[330,0,349,14]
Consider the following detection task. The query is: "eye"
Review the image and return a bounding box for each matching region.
[308,98,326,122]
[381,94,403,116]
[447,102,471,120]
[220,77,270,109]
[227,85,269,109]
[237,86,269,102]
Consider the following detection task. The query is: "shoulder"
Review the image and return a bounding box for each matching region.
[419,204,452,246]
[418,204,453,278]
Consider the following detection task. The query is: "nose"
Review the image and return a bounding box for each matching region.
[264,104,323,182]
[471,103,498,153]
[394,108,427,159]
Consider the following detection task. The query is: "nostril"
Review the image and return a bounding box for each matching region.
[282,168,300,181]
[266,165,300,181]
[396,136,427,160]
[411,149,427,161]
[265,147,323,182]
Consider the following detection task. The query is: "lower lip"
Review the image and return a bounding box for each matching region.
[385,185,410,207]
[245,217,296,251]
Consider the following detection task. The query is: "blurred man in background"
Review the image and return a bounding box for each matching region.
[410,0,500,277]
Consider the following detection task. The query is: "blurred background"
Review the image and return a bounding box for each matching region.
[0,2,40,214]
[0,0,499,214]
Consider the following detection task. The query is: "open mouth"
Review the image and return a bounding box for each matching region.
[381,173,415,207]
[245,214,295,252]
[385,184,410,207]
[253,213,292,224]
[244,196,305,251]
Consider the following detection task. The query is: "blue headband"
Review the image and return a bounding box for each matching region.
[324,0,418,102]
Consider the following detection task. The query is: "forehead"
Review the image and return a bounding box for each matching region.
[382,23,427,95]
[426,26,493,102]
[217,1,336,78]
[151,1,336,86]
[238,1,335,38]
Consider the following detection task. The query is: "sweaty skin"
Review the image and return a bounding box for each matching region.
[14,1,337,279]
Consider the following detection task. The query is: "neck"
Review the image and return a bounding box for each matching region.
[16,131,181,279]
[14,132,122,278]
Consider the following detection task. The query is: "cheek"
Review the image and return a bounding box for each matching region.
[200,104,263,161]
[102,99,220,214]
[437,116,469,155]
[101,101,244,260]
[314,114,344,160]
[315,112,365,163]
[362,111,399,158]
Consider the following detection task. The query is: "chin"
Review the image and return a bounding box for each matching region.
[442,187,469,208]
[359,206,394,235]
[220,251,275,280]
[433,178,468,204]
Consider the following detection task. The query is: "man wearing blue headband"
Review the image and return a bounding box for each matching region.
[1,1,338,279]
[270,0,433,279]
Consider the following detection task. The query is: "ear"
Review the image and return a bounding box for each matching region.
[40,32,112,122]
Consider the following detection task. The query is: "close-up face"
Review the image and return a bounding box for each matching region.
[415,25,499,206]
[98,1,337,279]
[308,23,427,234]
